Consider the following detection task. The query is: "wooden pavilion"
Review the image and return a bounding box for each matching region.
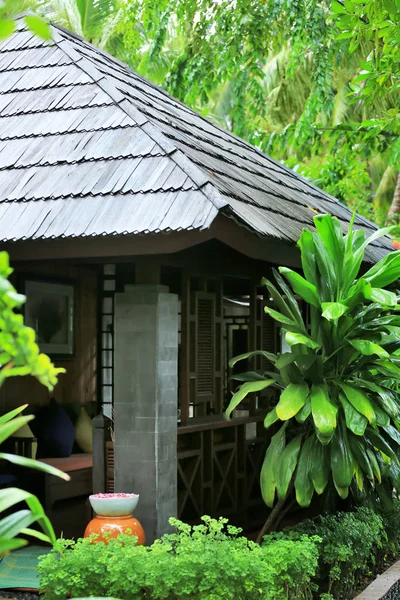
[0,14,392,541]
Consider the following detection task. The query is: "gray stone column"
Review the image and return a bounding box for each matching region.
[114,284,178,542]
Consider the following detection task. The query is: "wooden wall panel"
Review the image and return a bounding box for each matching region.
[0,263,99,411]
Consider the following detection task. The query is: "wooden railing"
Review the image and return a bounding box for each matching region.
[94,414,268,530]
[177,416,268,529]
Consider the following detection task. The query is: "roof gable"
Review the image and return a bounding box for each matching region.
[0,16,391,261]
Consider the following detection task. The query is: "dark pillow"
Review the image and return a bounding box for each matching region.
[34,398,75,459]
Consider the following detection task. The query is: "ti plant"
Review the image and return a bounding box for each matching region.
[226,214,400,533]
[0,251,66,555]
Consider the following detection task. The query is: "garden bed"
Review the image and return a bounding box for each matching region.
[354,561,400,600]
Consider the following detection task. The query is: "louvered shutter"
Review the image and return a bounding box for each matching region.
[197,295,214,397]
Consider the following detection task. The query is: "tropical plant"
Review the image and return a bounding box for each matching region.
[0,406,69,555]
[226,214,400,539]
[0,251,66,555]
[1,0,51,39]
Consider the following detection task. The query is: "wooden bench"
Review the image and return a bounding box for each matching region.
[39,454,93,538]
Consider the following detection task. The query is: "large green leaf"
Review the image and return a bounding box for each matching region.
[339,394,368,435]
[0,415,34,445]
[357,379,399,419]
[363,250,400,288]
[339,383,376,425]
[264,408,279,429]
[279,267,320,307]
[330,421,354,490]
[295,398,312,423]
[364,287,397,307]
[0,405,29,425]
[228,351,277,369]
[285,332,320,350]
[0,488,56,546]
[389,460,400,491]
[273,270,306,328]
[260,424,287,507]
[348,339,389,358]
[225,380,275,420]
[349,435,374,481]
[0,453,70,481]
[0,510,39,540]
[230,371,269,382]
[310,437,329,494]
[276,383,309,420]
[276,435,302,499]
[262,279,302,325]
[294,435,315,507]
[371,402,391,427]
[367,449,382,483]
[297,229,317,286]
[365,427,397,460]
[314,214,345,266]
[311,384,337,439]
[321,302,348,321]
[383,425,400,446]
[0,538,27,554]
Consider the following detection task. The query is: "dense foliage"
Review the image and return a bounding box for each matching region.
[227,214,400,521]
[39,507,400,600]
[0,251,66,555]
[38,516,319,600]
[268,507,388,599]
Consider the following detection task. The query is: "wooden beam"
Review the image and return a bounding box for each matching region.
[135,258,161,285]
[3,215,301,268]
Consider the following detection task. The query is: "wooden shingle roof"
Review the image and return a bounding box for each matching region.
[0,15,392,261]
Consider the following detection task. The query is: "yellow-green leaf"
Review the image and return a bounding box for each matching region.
[311,384,337,438]
[276,383,309,420]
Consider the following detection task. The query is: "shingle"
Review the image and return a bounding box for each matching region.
[0,18,391,265]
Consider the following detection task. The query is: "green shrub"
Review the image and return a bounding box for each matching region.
[264,507,386,600]
[380,499,400,558]
[38,516,319,600]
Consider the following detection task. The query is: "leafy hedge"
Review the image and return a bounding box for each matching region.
[38,516,319,600]
[265,507,388,599]
[38,507,400,600]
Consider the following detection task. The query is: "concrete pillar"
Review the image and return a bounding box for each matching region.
[114,284,178,542]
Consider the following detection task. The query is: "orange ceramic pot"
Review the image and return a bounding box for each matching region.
[84,514,146,545]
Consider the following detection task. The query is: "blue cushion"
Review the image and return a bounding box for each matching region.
[0,474,17,485]
[34,398,75,459]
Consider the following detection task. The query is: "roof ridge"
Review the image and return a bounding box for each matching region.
[49,24,227,213]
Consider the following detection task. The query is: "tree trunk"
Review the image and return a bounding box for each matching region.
[387,172,400,222]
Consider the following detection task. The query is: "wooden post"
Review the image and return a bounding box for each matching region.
[92,413,111,493]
